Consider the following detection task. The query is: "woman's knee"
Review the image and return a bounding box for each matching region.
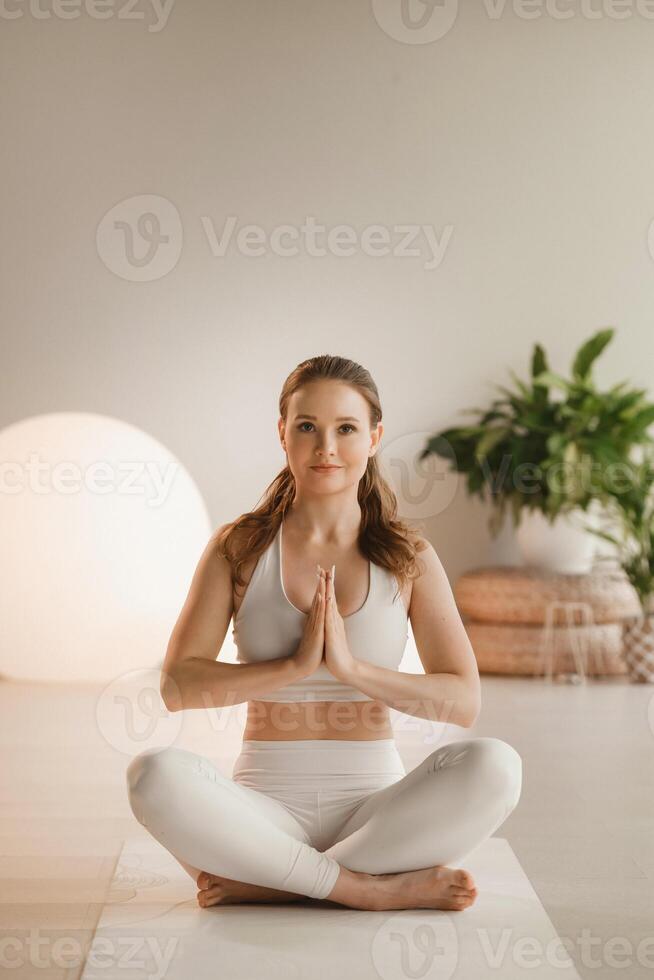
[430,736,523,811]
[468,737,523,810]
[125,746,190,820]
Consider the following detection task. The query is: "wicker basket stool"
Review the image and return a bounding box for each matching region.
[454,566,640,677]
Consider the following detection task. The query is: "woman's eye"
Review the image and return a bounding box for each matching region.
[297,423,356,433]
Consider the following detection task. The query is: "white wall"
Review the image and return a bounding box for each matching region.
[2,0,654,584]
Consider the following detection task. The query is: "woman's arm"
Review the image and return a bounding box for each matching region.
[163,655,305,711]
[332,538,481,728]
[160,525,304,711]
[342,661,478,728]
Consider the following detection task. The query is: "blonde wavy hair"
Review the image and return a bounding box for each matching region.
[215,354,427,603]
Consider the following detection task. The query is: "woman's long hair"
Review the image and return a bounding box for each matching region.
[215,354,427,602]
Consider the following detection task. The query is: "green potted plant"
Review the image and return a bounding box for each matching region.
[589,447,654,682]
[420,328,654,573]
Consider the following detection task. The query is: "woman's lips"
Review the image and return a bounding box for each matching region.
[311,466,341,472]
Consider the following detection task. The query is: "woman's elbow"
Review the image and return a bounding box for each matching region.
[464,680,482,727]
[160,667,183,712]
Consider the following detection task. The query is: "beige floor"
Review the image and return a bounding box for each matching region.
[0,674,652,980]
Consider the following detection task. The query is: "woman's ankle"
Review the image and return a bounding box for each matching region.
[324,866,376,909]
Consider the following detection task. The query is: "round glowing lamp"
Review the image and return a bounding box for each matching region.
[0,412,213,683]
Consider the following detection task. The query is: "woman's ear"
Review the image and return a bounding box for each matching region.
[369,421,383,456]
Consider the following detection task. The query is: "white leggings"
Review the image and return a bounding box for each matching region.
[126,735,522,902]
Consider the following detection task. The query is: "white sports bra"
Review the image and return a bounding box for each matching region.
[231,521,409,701]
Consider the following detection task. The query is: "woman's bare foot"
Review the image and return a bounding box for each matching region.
[195,865,479,913]
[328,864,478,912]
[196,871,307,907]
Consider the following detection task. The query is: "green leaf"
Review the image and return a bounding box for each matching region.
[624,405,654,435]
[571,328,614,380]
[532,370,570,393]
[531,343,548,379]
[612,390,648,417]
[546,433,567,455]
[475,426,511,458]
[479,410,511,425]
[606,380,634,399]
[507,368,532,400]
[494,384,525,405]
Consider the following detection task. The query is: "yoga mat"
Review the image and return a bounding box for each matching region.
[80,835,582,979]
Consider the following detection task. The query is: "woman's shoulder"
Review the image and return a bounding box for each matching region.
[210,518,252,547]
[211,518,270,586]
[412,533,431,552]
[411,534,436,574]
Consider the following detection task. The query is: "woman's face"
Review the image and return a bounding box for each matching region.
[279,381,382,490]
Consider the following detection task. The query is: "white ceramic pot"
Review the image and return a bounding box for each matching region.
[515,503,602,574]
